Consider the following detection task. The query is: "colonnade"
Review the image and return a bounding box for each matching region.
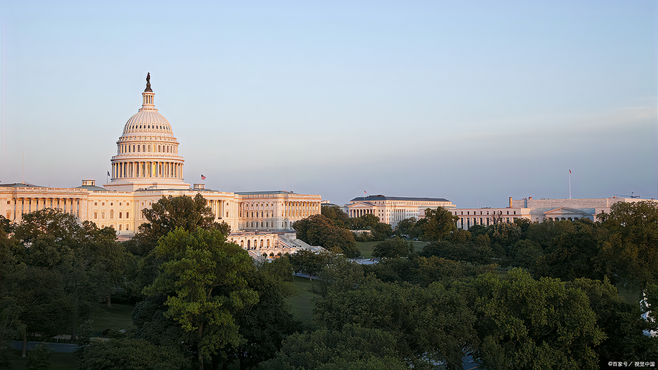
[236,200,320,231]
[7,196,82,221]
[349,208,374,218]
[117,143,176,154]
[207,199,228,219]
[111,161,183,180]
[457,215,523,230]
[283,201,319,218]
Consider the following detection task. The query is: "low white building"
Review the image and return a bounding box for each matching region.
[450,196,658,230]
[345,195,455,228]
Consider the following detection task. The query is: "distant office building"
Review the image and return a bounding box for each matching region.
[450,196,657,230]
[345,195,455,228]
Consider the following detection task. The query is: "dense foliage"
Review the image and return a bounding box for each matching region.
[2,199,657,369]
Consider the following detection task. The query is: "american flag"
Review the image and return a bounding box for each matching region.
[201,174,206,180]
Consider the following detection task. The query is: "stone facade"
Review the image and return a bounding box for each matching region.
[450,196,658,230]
[345,195,455,228]
[0,76,322,251]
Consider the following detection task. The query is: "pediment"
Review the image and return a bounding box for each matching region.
[348,202,376,209]
[543,207,590,216]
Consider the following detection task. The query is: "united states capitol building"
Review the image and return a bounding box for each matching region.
[0,75,321,257]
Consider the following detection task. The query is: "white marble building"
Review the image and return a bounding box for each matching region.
[0,75,321,255]
[345,195,455,228]
[450,196,658,230]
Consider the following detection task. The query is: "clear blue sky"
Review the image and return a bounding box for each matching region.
[1,0,656,208]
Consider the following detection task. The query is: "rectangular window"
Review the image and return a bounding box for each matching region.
[126,212,129,218]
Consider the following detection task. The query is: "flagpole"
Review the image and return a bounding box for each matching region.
[569,170,572,199]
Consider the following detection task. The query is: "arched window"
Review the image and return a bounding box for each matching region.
[266,239,270,247]
[110,210,114,219]
[119,212,122,219]
[101,211,105,219]
[247,240,251,249]
[260,240,263,248]
[94,212,97,219]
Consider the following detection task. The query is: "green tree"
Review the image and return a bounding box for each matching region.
[539,218,606,282]
[460,269,605,370]
[395,217,417,237]
[412,256,495,287]
[420,207,459,241]
[321,205,349,228]
[261,325,408,370]
[372,237,413,259]
[134,194,229,256]
[288,249,332,278]
[569,278,658,368]
[363,257,416,284]
[7,265,69,357]
[523,219,576,250]
[421,236,494,265]
[78,338,190,370]
[293,215,359,257]
[312,256,366,298]
[486,222,521,253]
[598,201,658,289]
[506,239,543,270]
[315,277,477,369]
[347,214,380,230]
[144,228,258,370]
[81,221,132,307]
[371,222,393,240]
[227,263,302,370]
[26,343,51,370]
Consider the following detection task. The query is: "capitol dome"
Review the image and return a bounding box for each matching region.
[122,110,173,136]
[104,74,190,192]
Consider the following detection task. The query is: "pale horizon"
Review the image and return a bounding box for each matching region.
[1,1,656,208]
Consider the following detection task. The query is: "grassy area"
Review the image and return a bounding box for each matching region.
[412,241,429,252]
[285,276,316,323]
[356,241,379,258]
[91,303,136,333]
[8,351,78,370]
[357,240,429,258]
[617,285,643,306]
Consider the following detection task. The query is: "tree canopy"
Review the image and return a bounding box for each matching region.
[144,227,258,370]
[293,215,359,257]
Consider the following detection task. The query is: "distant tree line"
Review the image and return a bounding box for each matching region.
[1,197,656,369]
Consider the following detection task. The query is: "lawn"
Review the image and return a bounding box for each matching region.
[357,240,429,258]
[91,303,136,334]
[285,276,316,323]
[617,285,643,306]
